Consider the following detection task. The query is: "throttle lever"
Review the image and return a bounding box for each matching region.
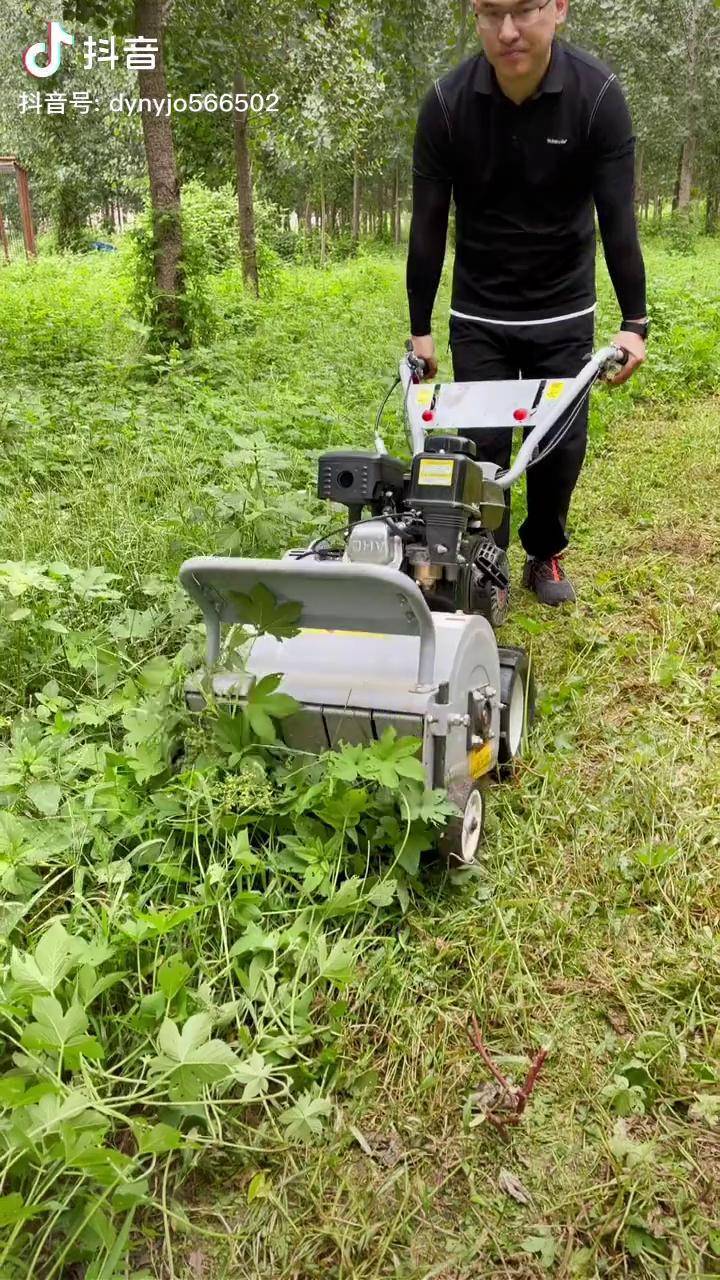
[405,338,427,384]
[601,344,631,381]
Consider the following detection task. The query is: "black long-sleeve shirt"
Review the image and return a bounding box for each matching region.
[407,38,647,334]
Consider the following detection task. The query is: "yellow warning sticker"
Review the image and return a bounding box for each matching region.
[545,380,566,400]
[418,458,454,487]
[469,742,493,778]
[416,387,433,406]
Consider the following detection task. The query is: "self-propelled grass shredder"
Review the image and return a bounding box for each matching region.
[179,341,626,866]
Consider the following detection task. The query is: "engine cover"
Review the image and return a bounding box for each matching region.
[317,450,406,507]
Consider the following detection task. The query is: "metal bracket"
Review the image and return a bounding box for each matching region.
[425,703,456,736]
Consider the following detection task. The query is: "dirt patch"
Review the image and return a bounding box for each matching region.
[640,527,720,563]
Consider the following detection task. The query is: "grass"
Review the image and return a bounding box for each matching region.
[0,234,719,1277]
[189,391,720,1278]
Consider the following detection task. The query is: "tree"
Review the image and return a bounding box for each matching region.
[60,0,189,341]
[233,69,259,293]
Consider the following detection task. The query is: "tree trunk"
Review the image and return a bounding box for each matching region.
[233,69,259,296]
[133,0,186,341]
[0,205,9,263]
[676,135,695,211]
[456,0,470,59]
[352,151,361,241]
[654,194,663,223]
[304,200,312,233]
[634,141,644,212]
[394,162,401,244]
[706,174,720,234]
[320,167,326,265]
[671,148,682,212]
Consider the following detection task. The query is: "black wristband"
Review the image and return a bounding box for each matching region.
[621,319,650,340]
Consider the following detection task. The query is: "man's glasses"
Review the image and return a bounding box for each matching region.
[475,0,554,31]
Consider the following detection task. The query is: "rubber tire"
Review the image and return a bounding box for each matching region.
[439,781,487,870]
[497,647,535,771]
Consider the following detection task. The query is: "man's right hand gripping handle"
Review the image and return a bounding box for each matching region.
[409,334,438,380]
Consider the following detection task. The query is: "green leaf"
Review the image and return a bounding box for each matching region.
[149,1014,241,1101]
[230,923,278,958]
[279,1091,332,1142]
[317,939,356,985]
[513,614,547,637]
[246,705,277,743]
[0,561,57,597]
[227,583,301,640]
[26,781,62,816]
[324,876,362,914]
[633,842,678,870]
[138,656,175,691]
[397,825,434,875]
[688,1094,720,1126]
[393,756,426,782]
[133,1121,184,1156]
[0,1076,28,1106]
[608,1119,653,1167]
[600,1073,646,1117]
[135,906,200,936]
[249,674,297,720]
[157,957,191,1003]
[367,879,397,908]
[0,1193,39,1226]
[247,1171,270,1203]
[11,920,87,995]
[22,995,104,1064]
[235,1051,273,1102]
[406,787,459,826]
[521,1232,557,1268]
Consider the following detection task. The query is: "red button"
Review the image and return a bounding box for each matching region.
[422,410,434,422]
[513,408,529,422]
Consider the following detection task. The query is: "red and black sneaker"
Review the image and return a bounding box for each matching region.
[522,554,576,606]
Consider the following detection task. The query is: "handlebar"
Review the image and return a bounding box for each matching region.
[399,343,628,489]
[495,344,625,489]
[404,338,427,382]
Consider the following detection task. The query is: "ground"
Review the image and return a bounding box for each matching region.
[0,239,718,1278]
[184,391,720,1279]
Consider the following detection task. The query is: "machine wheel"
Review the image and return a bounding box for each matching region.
[497,647,535,770]
[439,782,486,870]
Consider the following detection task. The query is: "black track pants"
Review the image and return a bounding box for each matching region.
[449,312,595,559]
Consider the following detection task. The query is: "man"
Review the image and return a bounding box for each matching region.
[406,0,648,605]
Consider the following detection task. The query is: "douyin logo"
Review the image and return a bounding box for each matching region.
[23,21,75,79]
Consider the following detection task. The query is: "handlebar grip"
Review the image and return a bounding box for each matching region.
[404,340,427,382]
